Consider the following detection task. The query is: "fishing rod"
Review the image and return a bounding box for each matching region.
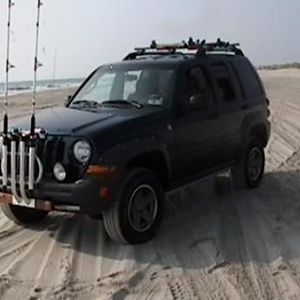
[28,0,43,192]
[4,0,15,134]
[2,0,15,189]
[31,0,43,136]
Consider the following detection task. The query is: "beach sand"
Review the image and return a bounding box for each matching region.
[0,70,300,299]
[0,87,76,121]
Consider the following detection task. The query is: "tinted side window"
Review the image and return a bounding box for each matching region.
[184,66,214,106]
[233,59,264,99]
[211,63,236,102]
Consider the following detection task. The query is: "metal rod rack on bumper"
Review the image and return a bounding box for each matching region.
[0,130,45,204]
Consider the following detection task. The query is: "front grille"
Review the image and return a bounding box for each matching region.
[39,137,65,175]
[0,137,64,177]
[0,133,83,203]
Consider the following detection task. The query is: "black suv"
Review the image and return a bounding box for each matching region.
[0,39,270,244]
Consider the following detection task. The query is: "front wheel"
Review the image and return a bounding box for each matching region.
[233,139,265,189]
[0,203,48,224]
[103,168,164,244]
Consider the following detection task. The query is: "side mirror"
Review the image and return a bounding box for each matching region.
[64,95,72,106]
[189,94,207,110]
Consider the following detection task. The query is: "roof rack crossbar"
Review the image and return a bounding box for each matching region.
[123,50,186,61]
[123,38,244,60]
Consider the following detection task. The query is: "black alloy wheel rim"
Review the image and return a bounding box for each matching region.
[127,184,158,233]
[247,147,263,181]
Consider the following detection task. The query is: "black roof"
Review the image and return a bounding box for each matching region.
[105,55,243,71]
[101,55,190,70]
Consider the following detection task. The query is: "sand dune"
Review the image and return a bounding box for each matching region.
[0,70,300,299]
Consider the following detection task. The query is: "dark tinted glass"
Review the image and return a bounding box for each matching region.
[233,59,264,99]
[185,67,214,106]
[211,63,236,102]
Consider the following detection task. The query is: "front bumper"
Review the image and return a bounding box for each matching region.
[0,130,120,216]
[35,176,114,214]
[0,175,118,216]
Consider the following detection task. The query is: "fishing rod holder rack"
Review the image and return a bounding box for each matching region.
[0,129,46,204]
[1,0,45,205]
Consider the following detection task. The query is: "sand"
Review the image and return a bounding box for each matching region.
[0,87,77,121]
[0,70,300,299]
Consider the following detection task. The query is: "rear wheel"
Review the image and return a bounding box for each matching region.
[0,203,48,224]
[233,139,265,189]
[103,168,164,244]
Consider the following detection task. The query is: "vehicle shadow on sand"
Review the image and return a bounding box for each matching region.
[26,168,300,271]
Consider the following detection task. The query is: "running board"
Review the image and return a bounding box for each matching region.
[166,165,233,195]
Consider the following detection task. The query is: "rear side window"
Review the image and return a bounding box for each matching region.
[233,59,264,99]
[211,62,236,102]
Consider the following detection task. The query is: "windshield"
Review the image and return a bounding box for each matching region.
[70,66,174,108]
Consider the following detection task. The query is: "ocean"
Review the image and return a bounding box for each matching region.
[0,78,83,97]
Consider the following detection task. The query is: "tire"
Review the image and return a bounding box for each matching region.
[0,203,48,224]
[103,168,164,244]
[232,139,265,190]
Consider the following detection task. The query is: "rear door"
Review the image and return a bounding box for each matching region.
[206,59,244,163]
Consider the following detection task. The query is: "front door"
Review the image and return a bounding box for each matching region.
[172,64,219,181]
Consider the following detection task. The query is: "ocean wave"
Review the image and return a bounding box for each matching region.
[0,78,83,97]
[8,86,31,91]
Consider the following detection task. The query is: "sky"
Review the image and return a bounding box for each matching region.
[0,0,299,82]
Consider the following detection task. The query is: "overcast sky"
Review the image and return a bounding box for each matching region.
[0,0,299,82]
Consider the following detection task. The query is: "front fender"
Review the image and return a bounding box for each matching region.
[98,135,172,182]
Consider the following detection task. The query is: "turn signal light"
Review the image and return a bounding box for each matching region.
[86,165,116,177]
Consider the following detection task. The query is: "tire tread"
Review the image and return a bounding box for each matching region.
[103,167,163,244]
[0,203,48,224]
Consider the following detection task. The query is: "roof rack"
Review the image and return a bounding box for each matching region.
[123,38,244,60]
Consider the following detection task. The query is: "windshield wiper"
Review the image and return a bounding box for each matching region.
[102,99,143,109]
[70,100,100,107]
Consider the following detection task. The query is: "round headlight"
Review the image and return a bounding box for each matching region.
[53,162,66,181]
[73,140,91,163]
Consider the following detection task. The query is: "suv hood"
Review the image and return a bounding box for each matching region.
[11,106,160,135]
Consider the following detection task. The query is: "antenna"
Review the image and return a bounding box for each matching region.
[31,0,43,136]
